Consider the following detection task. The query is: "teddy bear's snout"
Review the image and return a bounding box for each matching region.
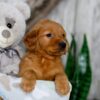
[2,30,11,38]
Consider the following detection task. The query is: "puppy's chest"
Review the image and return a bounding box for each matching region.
[40,58,58,80]
[41,58,54,69]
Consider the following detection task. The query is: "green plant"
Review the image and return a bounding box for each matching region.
[65,34,92,100]
[65,35,76,81]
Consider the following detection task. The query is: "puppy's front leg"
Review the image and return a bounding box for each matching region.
[20,70,36,92]
[55,73,70,95]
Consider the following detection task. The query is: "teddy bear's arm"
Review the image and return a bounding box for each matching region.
[2,60,20,76]
[14,45,26,58]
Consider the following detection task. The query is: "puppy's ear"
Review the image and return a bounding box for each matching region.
[24,26,39,50]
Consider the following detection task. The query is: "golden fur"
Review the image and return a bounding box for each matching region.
[19,19,70,95]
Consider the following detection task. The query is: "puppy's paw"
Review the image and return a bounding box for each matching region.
[55,80,70,95]
[20,78,36,92]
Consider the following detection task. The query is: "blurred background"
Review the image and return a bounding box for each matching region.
[25,0,100,100]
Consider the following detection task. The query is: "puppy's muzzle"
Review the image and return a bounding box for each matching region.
[58,41,66,49]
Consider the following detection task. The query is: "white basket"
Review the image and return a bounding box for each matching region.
[0,73,72,100]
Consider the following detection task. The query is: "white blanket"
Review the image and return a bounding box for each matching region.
[0,73,72,100]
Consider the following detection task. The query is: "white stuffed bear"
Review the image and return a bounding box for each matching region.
[0,0,30,76]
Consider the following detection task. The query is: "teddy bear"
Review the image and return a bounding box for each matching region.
[0,0,31,76]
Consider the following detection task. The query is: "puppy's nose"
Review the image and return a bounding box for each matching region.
[59,42,66,49]
[2,30,11,38]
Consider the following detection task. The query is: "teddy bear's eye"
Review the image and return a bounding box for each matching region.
[6,17,15,29]
[7,23,12,29]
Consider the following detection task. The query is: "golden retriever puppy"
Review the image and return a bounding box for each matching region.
[19,19,70,95]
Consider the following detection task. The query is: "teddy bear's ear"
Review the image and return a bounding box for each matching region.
[12,2,31,20]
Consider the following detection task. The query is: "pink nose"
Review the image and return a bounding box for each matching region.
[2,30,11,38]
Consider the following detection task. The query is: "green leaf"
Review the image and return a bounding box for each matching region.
[77,34,92,100]
[69,67,80,100]
[65,35,77,81]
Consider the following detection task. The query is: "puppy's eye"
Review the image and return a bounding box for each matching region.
[7,23,12,29]
[46,33,53,38]
[62,34,65,37]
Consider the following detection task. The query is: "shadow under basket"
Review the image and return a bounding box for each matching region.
[0,73,72,100]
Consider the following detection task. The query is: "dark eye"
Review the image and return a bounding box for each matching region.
[6,17,15,29]
[46,33,53,38]
[62,34,65,37]
[7,23,12,29]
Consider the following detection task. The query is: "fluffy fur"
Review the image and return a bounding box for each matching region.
[0,0,30,75]
[19,19,70,95]
[0,1,30,47]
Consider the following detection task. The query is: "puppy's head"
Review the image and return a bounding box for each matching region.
[24,19,69,56]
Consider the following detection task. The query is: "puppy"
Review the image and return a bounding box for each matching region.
[0,97,3,100]
[19,19,70,95]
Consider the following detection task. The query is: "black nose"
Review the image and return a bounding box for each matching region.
[59,42,66,49]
